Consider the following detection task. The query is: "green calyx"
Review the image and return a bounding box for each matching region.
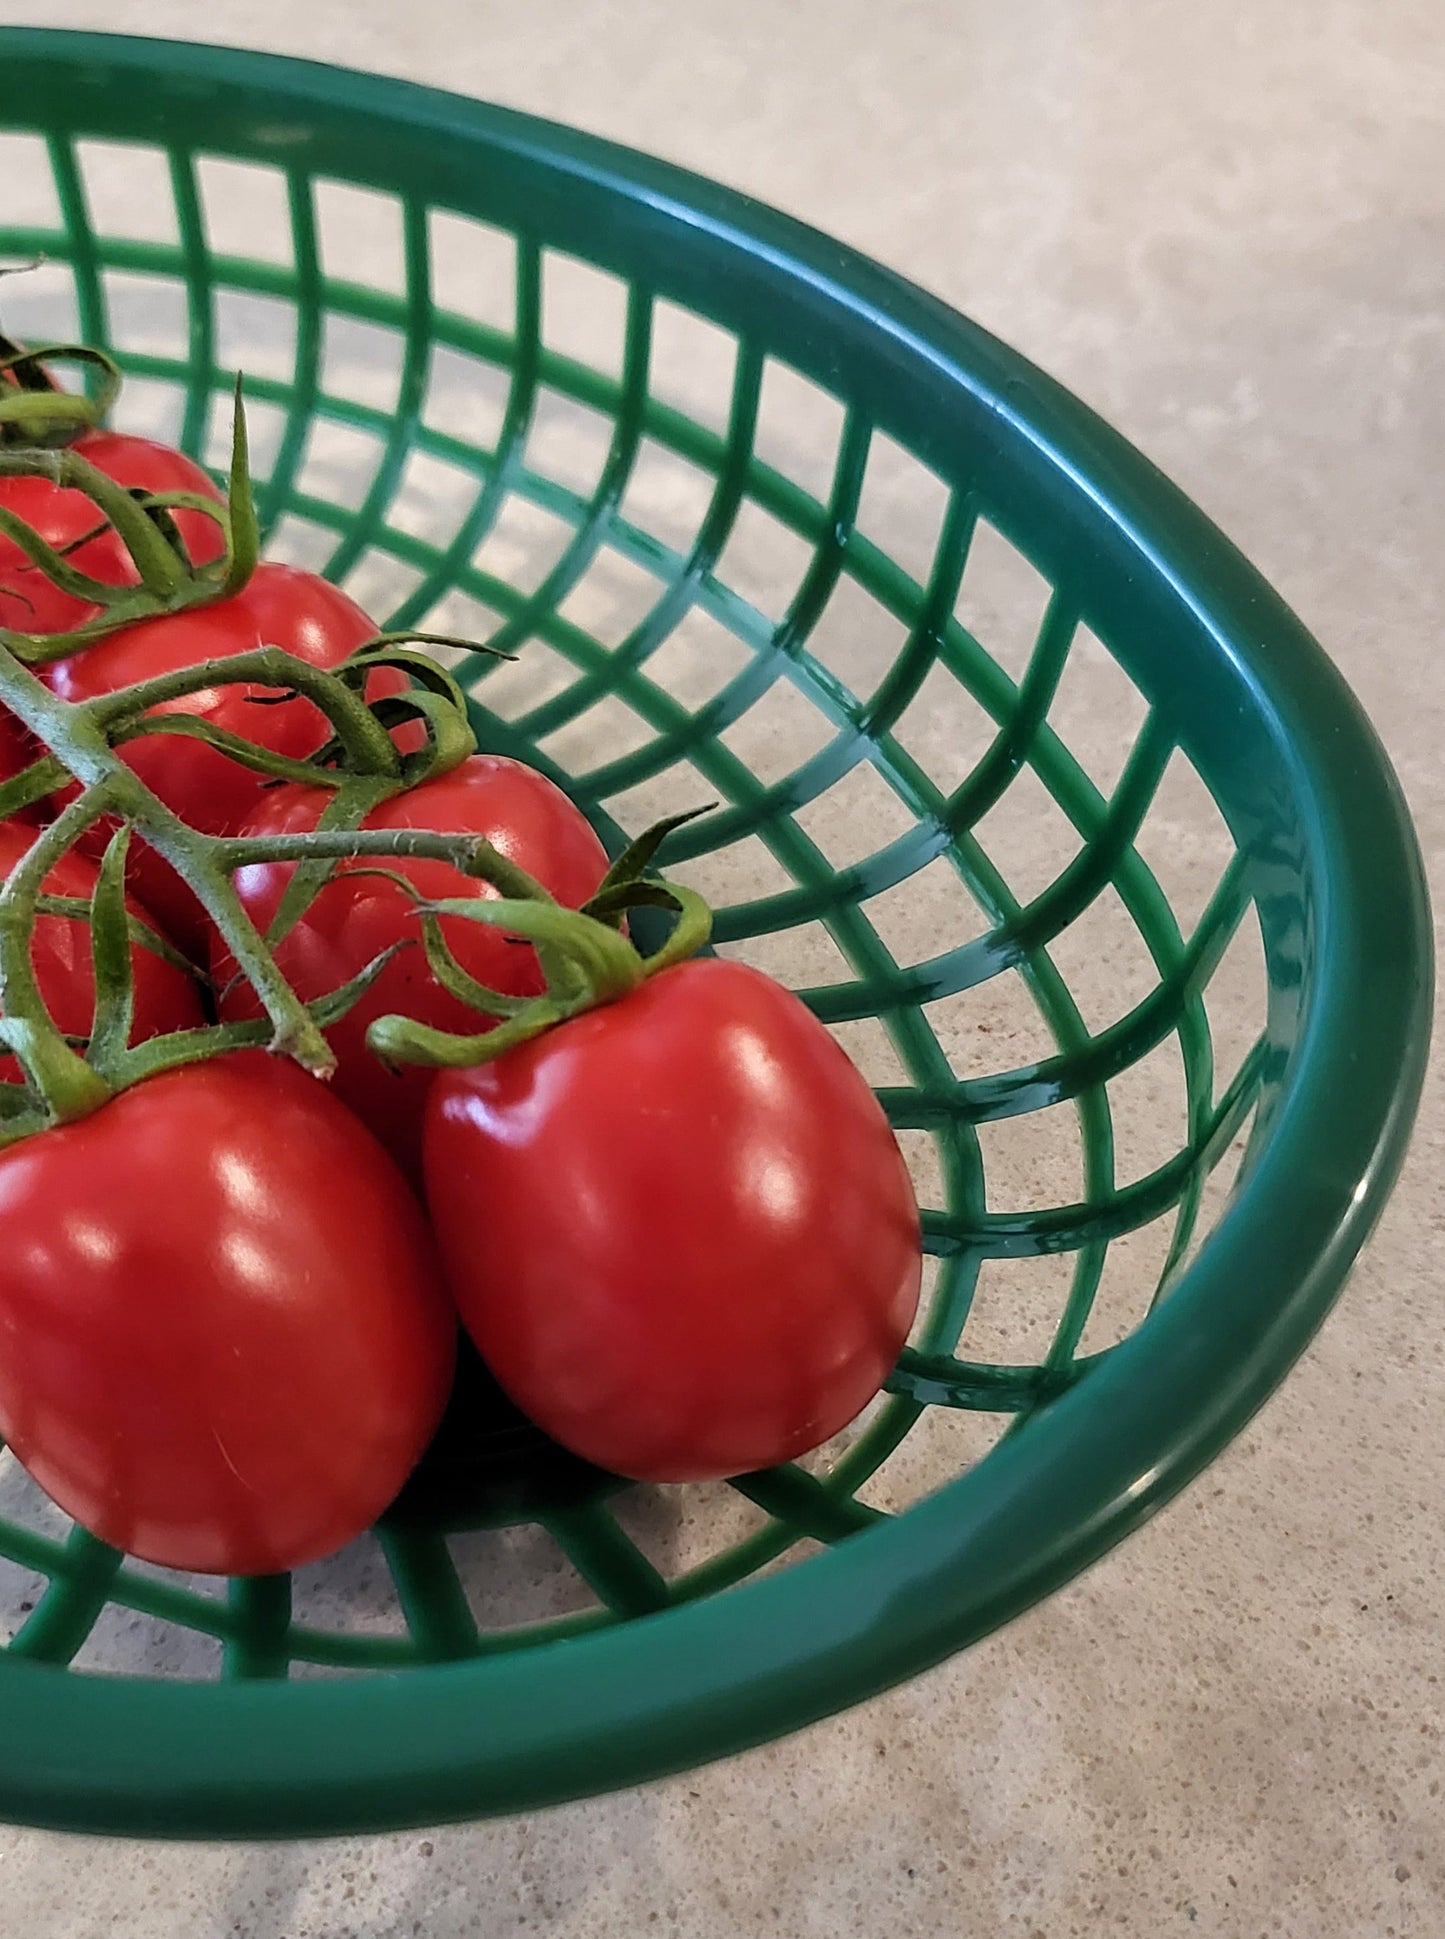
[0,377,259,666]
[318,633,495,792]
[0,780,118,1127]
[366,808,714,1073]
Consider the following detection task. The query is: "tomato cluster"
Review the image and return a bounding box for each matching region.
[0,368,921,1578]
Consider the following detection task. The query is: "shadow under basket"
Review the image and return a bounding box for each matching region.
[0,27,1431,1838]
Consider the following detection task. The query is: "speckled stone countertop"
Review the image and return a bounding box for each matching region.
[3,4,1443,1934]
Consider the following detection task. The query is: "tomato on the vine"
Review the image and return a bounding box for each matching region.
[0,1051,455,1574]
[46,561,386,832]
[213,755,611,1174]
[0,820,203,1084]
[423,957,923,1482]
[0,429,224,636]
[47,562,405,948]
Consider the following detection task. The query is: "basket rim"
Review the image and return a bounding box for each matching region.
[0,26,1432,1838]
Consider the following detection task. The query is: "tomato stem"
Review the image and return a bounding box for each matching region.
[93,644,404,782]
[0,340,121,448]
[0,777,116,1122]
[0,643,336,1076]
[105,940,413,1092]
[31,892,198,976]
[0,631,616,1114]
[214,823,555,894]
[85,823,138,1073]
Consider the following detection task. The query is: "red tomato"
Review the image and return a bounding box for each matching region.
[0,1051,455,1574]
[0,820,203,1085]
[47,562,400,950]
[424,958,922,1482]
[213,755,611,1176]
[0,430,224,635]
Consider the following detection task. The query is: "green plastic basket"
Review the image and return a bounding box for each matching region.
[0,28,1431,1839]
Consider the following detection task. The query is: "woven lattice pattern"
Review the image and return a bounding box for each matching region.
[0,129,1270,1683]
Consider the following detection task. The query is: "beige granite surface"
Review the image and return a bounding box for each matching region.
[1,1,1443,1933]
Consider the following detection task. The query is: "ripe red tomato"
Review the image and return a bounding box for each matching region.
[213,755,611,1175]
[0,1051,455,1574]
[0,820,204,1084]
[47,561,383,832]
[424,958,922,1482]
[0,429,224,635]
[47,562,400,949]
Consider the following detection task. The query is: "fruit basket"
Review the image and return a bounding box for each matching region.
[0,28,1430,1838]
